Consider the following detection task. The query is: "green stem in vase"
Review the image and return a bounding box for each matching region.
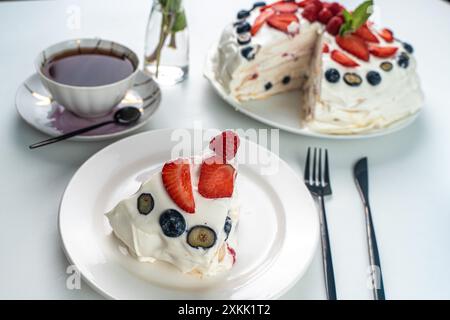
[146,0,186,77]
[155,11,171,77]
[168,32,177,49]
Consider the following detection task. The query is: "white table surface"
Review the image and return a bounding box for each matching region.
[1,0,449,300]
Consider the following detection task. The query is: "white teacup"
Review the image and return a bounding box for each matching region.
[35,39,139,118]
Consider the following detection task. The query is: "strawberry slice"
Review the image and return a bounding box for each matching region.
[251,8,275,36]
[298,0,313,7]
[227,244,236,265]
[318,7,333,24]
[336,34,370,61]
[209,130,240,162]
[331,50,359,67]
[299,0,323,10]
[267,13,299,33]
[378,28,394,43]
[369,45,398,58]
[322,43,330,53]
[327,2,343,15]
[198,156,236,199]
[326,16,343,35]
[354,24,379,43]
[271,1,299,13]
[302,2,322,22]
[162,159,195,213]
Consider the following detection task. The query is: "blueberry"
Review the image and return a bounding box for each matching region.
[252,2,266,9]
[224,216,232,240]
[282,76,291,85]
[398,52,410,68]
[236,22,251,34]
[187,226,217,249]
[237,33,251,45]
[403,42,414,54]
[264,82,273,90]
[137,193,154,215]
[237,10,250,20]
[241,46,255,60]
[366,71,382,86]
[159,209,186,238]
[325,68,340,83]
[380,61,393,72]
[343,73,362,87]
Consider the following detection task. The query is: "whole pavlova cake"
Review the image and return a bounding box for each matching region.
[211,0,424,134]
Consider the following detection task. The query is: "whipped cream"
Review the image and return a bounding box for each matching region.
[313,32,424,134]
[106,157,239,277]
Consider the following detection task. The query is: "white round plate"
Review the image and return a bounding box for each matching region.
[204,45,419,139]
[59,129,319,299]
[16,71,161,142]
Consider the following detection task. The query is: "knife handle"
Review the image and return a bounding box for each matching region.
[318,196,337,300]
[365,203,386,300]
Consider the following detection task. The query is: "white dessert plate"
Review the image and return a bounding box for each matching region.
[59,129,319,299]
[16,71,161,142]
[204,45,419,140]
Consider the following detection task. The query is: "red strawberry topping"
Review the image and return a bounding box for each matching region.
[302,3,321,22]
[322,43,330,53]
[198,156,236,199]
[378,28,394,43]
[267,13,299,33]
[298,0,322,9]
[318,7,333,24]
[326,16,343,36]
[227,244,236,265]
[162,159,195,213]
[309,0,324,10]
[336,34,370,61]
[368,45,398,58]
[328,2,343,15]
[209,130,240,162]
[331,50,359,67]
[271,1,299,13]
[298,0,311,7]
[354,24,379,43]
[251,8,275,36]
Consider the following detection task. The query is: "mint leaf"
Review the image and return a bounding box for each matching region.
[338,0,374,36]
[351,0,374,31]
[342,9,353,21]
[339,9,353,36]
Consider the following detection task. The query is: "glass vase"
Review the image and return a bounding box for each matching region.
[143,0,189,85]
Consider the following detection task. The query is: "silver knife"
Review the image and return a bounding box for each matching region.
[354,157,386,300]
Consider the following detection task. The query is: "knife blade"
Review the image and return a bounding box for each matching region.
[354,158,369,204]
[354,157,386,300]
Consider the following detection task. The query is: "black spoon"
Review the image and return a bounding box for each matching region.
[29,106,142,149]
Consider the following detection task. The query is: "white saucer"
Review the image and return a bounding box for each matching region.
[16,71,161,141]
[204,44,420,140]
[59,129,319,299]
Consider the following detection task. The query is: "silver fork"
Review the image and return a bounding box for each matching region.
[304,147,337,300]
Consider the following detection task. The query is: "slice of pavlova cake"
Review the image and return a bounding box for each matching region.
[106,131,241,277]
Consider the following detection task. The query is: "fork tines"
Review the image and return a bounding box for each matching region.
[304,147,331,196]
